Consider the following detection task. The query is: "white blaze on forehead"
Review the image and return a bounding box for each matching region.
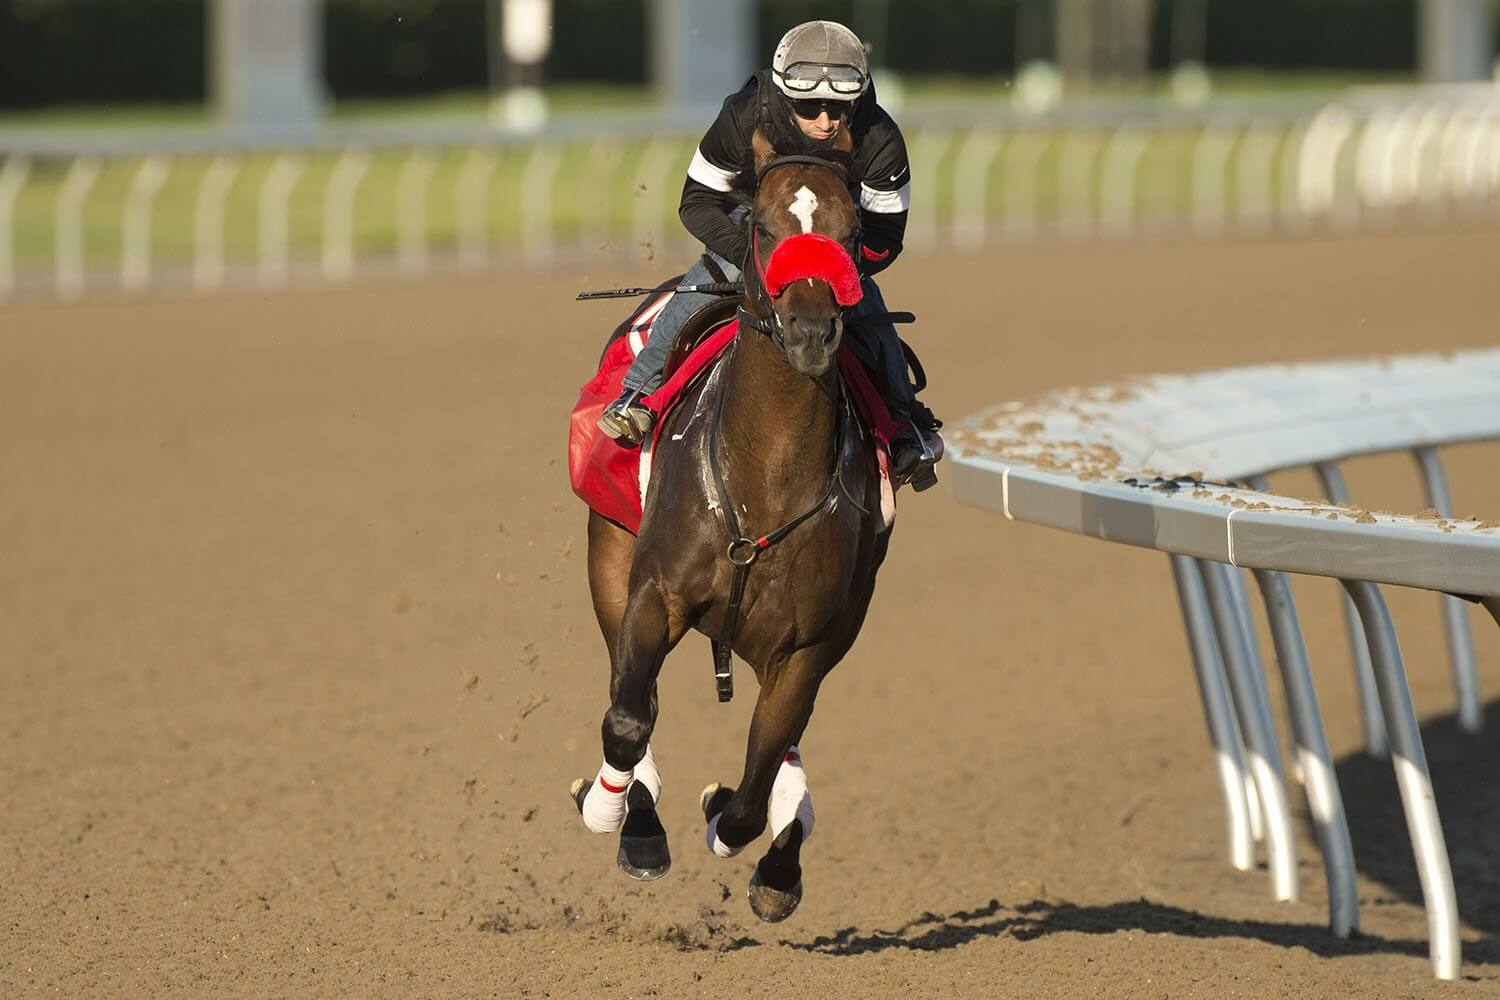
[788,185,819,233]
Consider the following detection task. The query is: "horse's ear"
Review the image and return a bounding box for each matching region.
[831,128,853,156]
[751,129,778,176]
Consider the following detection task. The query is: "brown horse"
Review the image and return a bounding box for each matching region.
[573,128,890,922]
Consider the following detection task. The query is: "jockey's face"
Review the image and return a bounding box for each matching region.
[790,99,851,142]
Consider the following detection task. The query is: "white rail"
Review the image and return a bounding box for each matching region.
[946,348,1500,980]
[2,85,1499,301]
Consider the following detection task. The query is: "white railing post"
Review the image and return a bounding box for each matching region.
[0,156,31,299]
[629,139,681,262]
[520,143,560,268]
[321,149,371,283]
[1235,120,1281,233]
[193,156,240,292]
[1056,131,1097,240]
[907,131,952,253]
[397,148,438,275]
[1098,127,1147,239]
[456,147,497,271]
[54,156,101,300]
[1191,124,1235,236]
[258,154,305,288]
[121,155,171,293]
[1408,106,1448,220]
[1001,131,1049,243]
[950,130,1004,251]
[582,138,619,255]
[1412,446,1482,733]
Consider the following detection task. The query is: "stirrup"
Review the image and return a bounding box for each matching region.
[892,418,941,493]
[598,389,655,445]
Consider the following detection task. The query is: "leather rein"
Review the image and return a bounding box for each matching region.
[706,154,857,703]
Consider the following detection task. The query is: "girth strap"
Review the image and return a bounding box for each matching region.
[706,339,844,702]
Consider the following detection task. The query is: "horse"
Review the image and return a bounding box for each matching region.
[571,127,891,923]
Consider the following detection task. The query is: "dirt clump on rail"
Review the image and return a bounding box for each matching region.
[3,227,1500,998]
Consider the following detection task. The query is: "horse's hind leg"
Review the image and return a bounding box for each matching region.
[586,511,634,655]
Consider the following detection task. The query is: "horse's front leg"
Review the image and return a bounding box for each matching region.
[701,649,825,920]
[572,576,689,879]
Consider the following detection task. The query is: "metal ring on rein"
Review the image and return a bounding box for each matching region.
[727,538,761,566]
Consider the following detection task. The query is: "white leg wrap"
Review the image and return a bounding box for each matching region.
[704,812,744,858]
[632,743,662,805]
[580,760,633,833]
[768,745,815,843]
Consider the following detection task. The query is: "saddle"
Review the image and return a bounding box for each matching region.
[569,287,901,537]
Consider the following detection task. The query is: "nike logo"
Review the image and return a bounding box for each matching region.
[889,169,907,183]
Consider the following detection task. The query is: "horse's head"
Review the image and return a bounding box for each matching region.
[745,129,862,378]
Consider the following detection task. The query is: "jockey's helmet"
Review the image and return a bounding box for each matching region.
[771,21,870,105]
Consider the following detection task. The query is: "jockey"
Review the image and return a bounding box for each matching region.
[597,19,941,490]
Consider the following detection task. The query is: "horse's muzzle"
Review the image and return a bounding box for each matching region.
[783,315,842,376]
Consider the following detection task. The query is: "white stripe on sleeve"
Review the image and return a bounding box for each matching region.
[860,180,911,214]
[687,147,739,193]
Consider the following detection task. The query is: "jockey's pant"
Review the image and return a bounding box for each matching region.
[622,246,918,426]
[621,249,739,394]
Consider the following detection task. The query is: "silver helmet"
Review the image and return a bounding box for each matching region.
[771,21,870,103]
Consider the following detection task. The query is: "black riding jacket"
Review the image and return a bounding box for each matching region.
[679,71,911,277]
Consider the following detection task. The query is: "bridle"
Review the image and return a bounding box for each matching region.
[736,154,861,346]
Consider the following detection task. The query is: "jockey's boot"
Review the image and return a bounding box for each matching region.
[598,386,655,446]
[891,401,943,493]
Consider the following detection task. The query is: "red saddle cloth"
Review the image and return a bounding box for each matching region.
[569,299,900,535]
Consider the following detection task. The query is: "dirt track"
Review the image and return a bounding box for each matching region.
[4,227,1500,998]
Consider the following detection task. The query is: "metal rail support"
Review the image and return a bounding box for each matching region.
[1253,568,1358,936]
[950,130,1004,250]
[1169,555,1255,872]
[396,149,438,276]
[456,148,497,270]
[55,157,101,300]
[0,156,31,299]
[1191,124,1235,235]
[1199,560,1299,902]
[122,156,171,292]
[193,157,240,291]
[520,144,560,268]
[1315,462,1388,756]
[1412,446,1482,732]
[322,149,372,283]
[1057,131,1098,240]
[1235,120,1282,232]
[1099,127,1148,239]
[1342,579,1460,980]
[257,155,305,287]
[629,139,681,257]
[1001,132,1049,242]
[907,132,952,252]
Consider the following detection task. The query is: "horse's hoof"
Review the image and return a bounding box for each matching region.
[700,782,734,821]
[618,834,671,880]
[747,868,803,923]
[618,783,670,880]
[569,777,589,814]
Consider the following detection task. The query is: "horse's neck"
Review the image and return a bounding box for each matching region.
[717,330,839,508]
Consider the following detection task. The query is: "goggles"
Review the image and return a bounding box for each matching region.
[774,61,867,95]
